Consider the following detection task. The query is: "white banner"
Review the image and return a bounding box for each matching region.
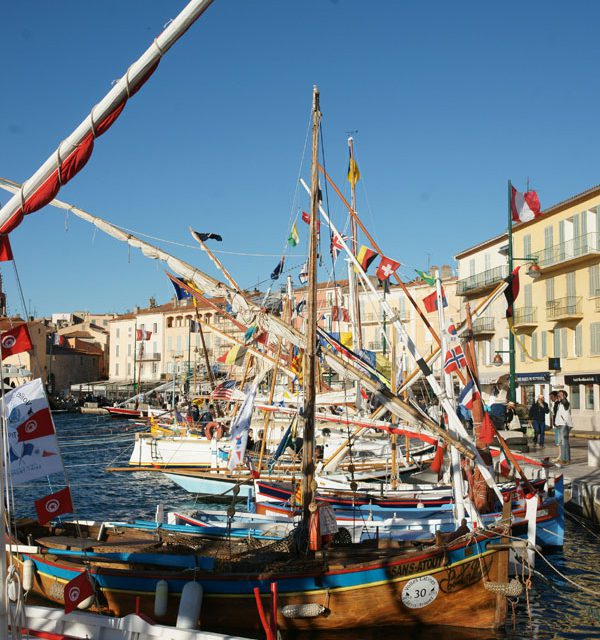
[5,379,63,485]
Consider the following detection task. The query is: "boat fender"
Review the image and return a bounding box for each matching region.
[281,603,328,619]
[176,581,203,630]
[154,579,169,618]
[23,559,35,592]
[205,423,223,441]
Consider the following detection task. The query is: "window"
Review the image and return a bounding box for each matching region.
[561,327,568,358]
[590,265,600,297]
[566,272,576,299]
[152,341,157,354]
[115,345,120,357]
[571,385,580,410]
[115,363,119,376]
[544,226,554,263]
[531,331,538,359]
[127,363,131,376]
[545,277,554,304]
[585,384,595,410]
[167,317,173,328]
[524,283,532,308]
[591,323,600,355]
[152,362,158,375]
[116,328,120,339]
[127,344,131,356]
[484,253,491,271]
[541,331,547,358]
[553,330,560,357]
[519,339,526,363]
[176,336,182,351]
[469,259,475,276]
[153,322,158,334]
[523,234,532,260]
[574,325,583,358]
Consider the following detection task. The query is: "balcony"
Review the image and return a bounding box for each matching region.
[531,232,600,272]
[472,317,495,336]
[513,307,537,329]
[546,296,583,321]
[361,310,409,324]
[137,352,161,361]
[457,265,508,296]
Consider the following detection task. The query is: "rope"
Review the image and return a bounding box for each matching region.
[6,564,26,640]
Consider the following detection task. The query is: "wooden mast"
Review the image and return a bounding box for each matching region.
[301,86,321,527]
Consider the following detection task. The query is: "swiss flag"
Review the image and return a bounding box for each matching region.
[63,570,94,614]
[376,256,400,281]
[0,236,13,262]
[35,486,74,524]
[0,324,33,358]
[17,407,55,442]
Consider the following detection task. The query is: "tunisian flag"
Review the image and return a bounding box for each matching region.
[0,323,33,358]
[63,571,94,614]
[511,186,541,223]
[16,407,55,442]
[34,486,74,525]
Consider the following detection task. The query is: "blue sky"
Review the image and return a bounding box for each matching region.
[2,0,600,317]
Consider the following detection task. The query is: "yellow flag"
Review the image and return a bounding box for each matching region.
[347,157,360,187]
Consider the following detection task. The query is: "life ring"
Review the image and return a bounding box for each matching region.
[205,422,223,441]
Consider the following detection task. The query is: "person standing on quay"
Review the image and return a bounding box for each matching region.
[529,394,549,447]
[553,390,572,464]
[549,390,560,455]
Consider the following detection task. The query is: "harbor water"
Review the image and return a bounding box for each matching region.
[13,413,600,640]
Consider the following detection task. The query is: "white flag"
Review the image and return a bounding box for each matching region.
[5,379,63,485]
[228,382,258,472]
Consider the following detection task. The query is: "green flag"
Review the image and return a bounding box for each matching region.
[415,269,436,286]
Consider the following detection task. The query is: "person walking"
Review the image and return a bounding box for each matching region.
[528,394,549,447]
[553,390,572,464]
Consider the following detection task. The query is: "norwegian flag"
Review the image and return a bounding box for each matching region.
[35,486,74,524]
[330,233,347,260]
[16,407,55,442]
[0,323,33,358]
[212,380,236,400]
[443,345,466,374]
[376,256,400,281]
[457,380,478,410]
[63,571,95,614]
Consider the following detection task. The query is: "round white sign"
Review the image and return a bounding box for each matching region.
[401,575,439,609]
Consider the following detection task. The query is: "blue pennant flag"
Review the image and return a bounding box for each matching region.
[169,276,192,300]
[271,257,285,281]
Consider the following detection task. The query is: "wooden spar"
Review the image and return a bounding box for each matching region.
[301,86,321,526]
[390,326,398,490]
[193,302,217,392]
[464,304,536,494]
[397,280,510,394]
[299,181,501,498]
[0,0,215,235]
[190,229,242,292]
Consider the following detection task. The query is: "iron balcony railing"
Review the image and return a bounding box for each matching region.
[532,231,600,268]
[137,352,161,361]
[362,310,410,323]
[472,317,495,334]
[546,296,583,320]
[513,307,537,325]
[457,264,508,295]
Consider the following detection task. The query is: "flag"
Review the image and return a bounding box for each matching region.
[53,333,65,346]
[445,318,458,336]
[287,223,300,247]
[332,306,349,322]
[415,269,435,286]
[217,345,247,366]
[271,257,285,280]
[511,186,541,223]
[228,382,259,471]
[169,275,192,300]
[444,345,466,374]
[347,145,361,187]
[376,256,400,281]
[35,486,74,524]
[355,245,378,273]
[429,442,446,474]
[0,236,13,262]
[246,456,260,479]
[0,324,33,358]
[480,412,496,446]
[422,289,447,313]
[244,324,258,343]
[298,261,308,285]
[189,320,200,333]
[63,571,95,614]
[504,266,521,319]
[498,449,511,477]
[330,233,347,260]
[301,211,320,230]
[294,299,306,317]
[457,380,478,410]
[192,231,223,242]
[16,407,55,442]
[136,329,151,340]
[212,380,237,400]
[379,278,390,294]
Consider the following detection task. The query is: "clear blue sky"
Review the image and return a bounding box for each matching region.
[2,0,600,317]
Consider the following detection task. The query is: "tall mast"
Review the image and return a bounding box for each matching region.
[301,86,321,526]
[347,137,363,353]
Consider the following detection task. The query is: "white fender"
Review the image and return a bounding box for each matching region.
[23,559,35,592]
[176,581,203,630]
[154,579,169,617]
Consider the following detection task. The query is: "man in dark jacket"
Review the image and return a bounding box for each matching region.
[529,394,549,446]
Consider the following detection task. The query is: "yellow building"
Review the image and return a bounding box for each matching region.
[456,184,600,431]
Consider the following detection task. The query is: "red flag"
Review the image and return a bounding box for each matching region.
[136,329,143,340]
[301,211,320,230]
[480,412,496,446]
[0,324,33,358]
[376,256,400,281]
[63,571,95,614]
[504,266,521,319]
[443,346,466,374]
[422,289,447,313]
[0,236,13,262]
[511,186,541,223]
[429,443,446,474]
[35,486,74,524]
[16,407,55,442]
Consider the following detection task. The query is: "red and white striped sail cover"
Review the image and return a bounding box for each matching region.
[511,186,541,223]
